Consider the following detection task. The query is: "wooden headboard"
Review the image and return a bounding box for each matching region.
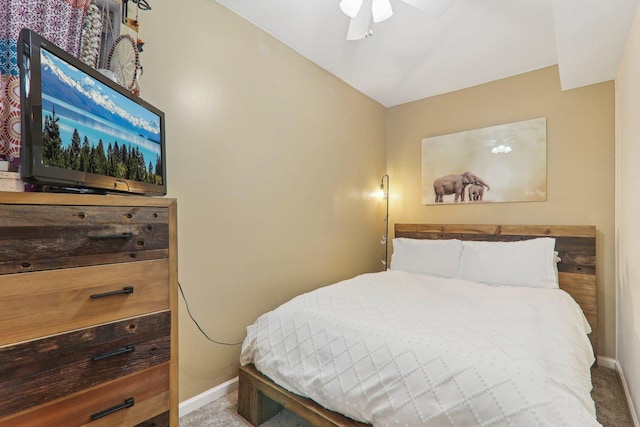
[394,224,597,354]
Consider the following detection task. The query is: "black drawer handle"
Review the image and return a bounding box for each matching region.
[90,397,135,420]
[90,286,134,299]
[89,232,134,240]
[92,344,136,361]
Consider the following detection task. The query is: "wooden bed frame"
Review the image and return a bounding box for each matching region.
[238,224,597,427]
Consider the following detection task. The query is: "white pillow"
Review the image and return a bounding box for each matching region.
[458,237,559,288]
[390,238,462,278]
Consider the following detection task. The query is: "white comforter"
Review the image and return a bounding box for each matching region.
[240,270,599,426]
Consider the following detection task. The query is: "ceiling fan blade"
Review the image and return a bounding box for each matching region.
[372,0,393,23]
[346,1,372,40]
[340,0,364,18]
[401,0,453,15]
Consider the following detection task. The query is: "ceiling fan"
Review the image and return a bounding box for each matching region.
[339,0,453,40]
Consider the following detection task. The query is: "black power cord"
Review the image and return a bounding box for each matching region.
[178,282,245,346]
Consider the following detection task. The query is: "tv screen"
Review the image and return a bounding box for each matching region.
[18,28,166,196]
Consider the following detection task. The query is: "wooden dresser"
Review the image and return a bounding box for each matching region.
[0,192,178,427]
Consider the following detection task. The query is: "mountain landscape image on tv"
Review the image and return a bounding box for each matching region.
[39,47,163,185]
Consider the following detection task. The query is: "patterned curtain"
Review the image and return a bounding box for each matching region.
[0,0,89,166]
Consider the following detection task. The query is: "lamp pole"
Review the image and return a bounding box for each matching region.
[380,174,389,270]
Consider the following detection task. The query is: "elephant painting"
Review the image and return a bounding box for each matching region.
[433,172,490,203]
[468,184,485,201]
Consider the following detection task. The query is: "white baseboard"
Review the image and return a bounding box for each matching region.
[597,355,617,369]
[178,376,239,418]
[596,356,639,427]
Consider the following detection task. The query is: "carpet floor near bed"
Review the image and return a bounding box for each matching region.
[179,366,634,427]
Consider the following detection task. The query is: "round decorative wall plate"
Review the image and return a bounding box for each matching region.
[107,34,140,91]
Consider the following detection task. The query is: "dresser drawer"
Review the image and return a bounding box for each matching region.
[0,205,169,274]
[134,411,170,427]
[0,363,170,427]
[0,259,169,346]
[0,311,171,416]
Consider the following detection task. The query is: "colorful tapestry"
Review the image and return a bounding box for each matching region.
[0,0,89,164]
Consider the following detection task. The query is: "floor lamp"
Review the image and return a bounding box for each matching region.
[379,174,389,269]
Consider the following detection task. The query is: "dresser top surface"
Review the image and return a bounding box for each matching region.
[0,191,176,207]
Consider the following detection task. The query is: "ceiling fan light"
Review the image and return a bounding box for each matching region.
[346,19,371,40]
[346,2,372,40]
[346,29,367,40]
[372,0,393,23]
[339,0,363,18]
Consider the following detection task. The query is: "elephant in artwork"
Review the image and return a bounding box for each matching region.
[433,172,490,203]
[468,184,486,201]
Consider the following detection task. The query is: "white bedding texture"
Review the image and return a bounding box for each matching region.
[240,270,599,426]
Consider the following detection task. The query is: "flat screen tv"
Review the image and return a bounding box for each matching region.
[18,28,166,196]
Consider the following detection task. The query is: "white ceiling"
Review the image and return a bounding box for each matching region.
[215,0,639,107]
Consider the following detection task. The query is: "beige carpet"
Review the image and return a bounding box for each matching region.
[591,366,635,426]
[180,366,634,426]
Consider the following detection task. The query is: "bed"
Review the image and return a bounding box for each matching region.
[238,224,598,426]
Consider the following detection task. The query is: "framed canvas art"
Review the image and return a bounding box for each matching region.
[422,117,547,205]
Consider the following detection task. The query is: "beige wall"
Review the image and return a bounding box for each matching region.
[616,3,640,419]
[387,66,616,358]
[140,1,387,400]
[136,1,618,403]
